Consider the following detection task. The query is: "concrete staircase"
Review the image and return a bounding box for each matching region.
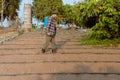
[0,30,120,80]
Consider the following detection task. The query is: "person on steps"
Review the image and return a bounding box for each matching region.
[42,10,58,53]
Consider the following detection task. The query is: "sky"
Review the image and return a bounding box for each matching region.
[62,0,84,5]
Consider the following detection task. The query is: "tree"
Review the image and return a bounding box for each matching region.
[0,0,2,11]
[60,4,79,26]
[33,0,63,20]
[5,0,21,20]
[62,4,73,24]
[90,0,120,39]
[0,0,21,20]
[75,0,120,39]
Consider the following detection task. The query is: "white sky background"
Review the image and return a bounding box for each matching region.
[63,0,84,5]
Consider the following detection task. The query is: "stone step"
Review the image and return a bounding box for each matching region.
[0,54,120,63]
[0,74,119,80]
[0,49,38,55]
[0,31,119,80]
[0,63,120,75]
[15,38,80,41]
[57,49,120,54]
[17,33,80,36]
[0,44,119,50]
[59,45,120,49]
[0,44,120,50]
[0,45,41,49]
[4,41,81,45]
[11,38,78,41]
[16,36,80,39]
[4,43,43,45]
[8,36,78,40]
[16,39,79,42]
[19,33,81,36]
[0,48,119,55]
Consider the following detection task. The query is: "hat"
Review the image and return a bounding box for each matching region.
[52,10,59,14]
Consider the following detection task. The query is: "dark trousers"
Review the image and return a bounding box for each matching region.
[43,34,56,51]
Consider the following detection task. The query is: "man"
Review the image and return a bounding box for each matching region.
[42,10,58,53]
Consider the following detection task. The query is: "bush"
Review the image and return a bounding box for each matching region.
[77,0,120,40]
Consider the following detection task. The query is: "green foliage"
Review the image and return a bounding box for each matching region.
[33,0,63,20]
[0,0,21,20]
[76,0,98,28]
[0,0,2,11]
[75,0,120,39]
[63,4,77,19]
[81,37,120,47]
[90,0,120,39]
[61,4,75,23]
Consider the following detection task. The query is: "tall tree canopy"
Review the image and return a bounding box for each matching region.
[33,0,63,20]
[0,0,21,20]
[0,0,2,11]
[62,4,77,24]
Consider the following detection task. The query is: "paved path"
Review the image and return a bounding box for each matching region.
[0,30,120,80]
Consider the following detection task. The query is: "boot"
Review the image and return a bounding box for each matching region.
[52,49,56,53]
[41,48,45,53]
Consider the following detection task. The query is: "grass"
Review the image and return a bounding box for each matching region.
[81,37,120,47]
